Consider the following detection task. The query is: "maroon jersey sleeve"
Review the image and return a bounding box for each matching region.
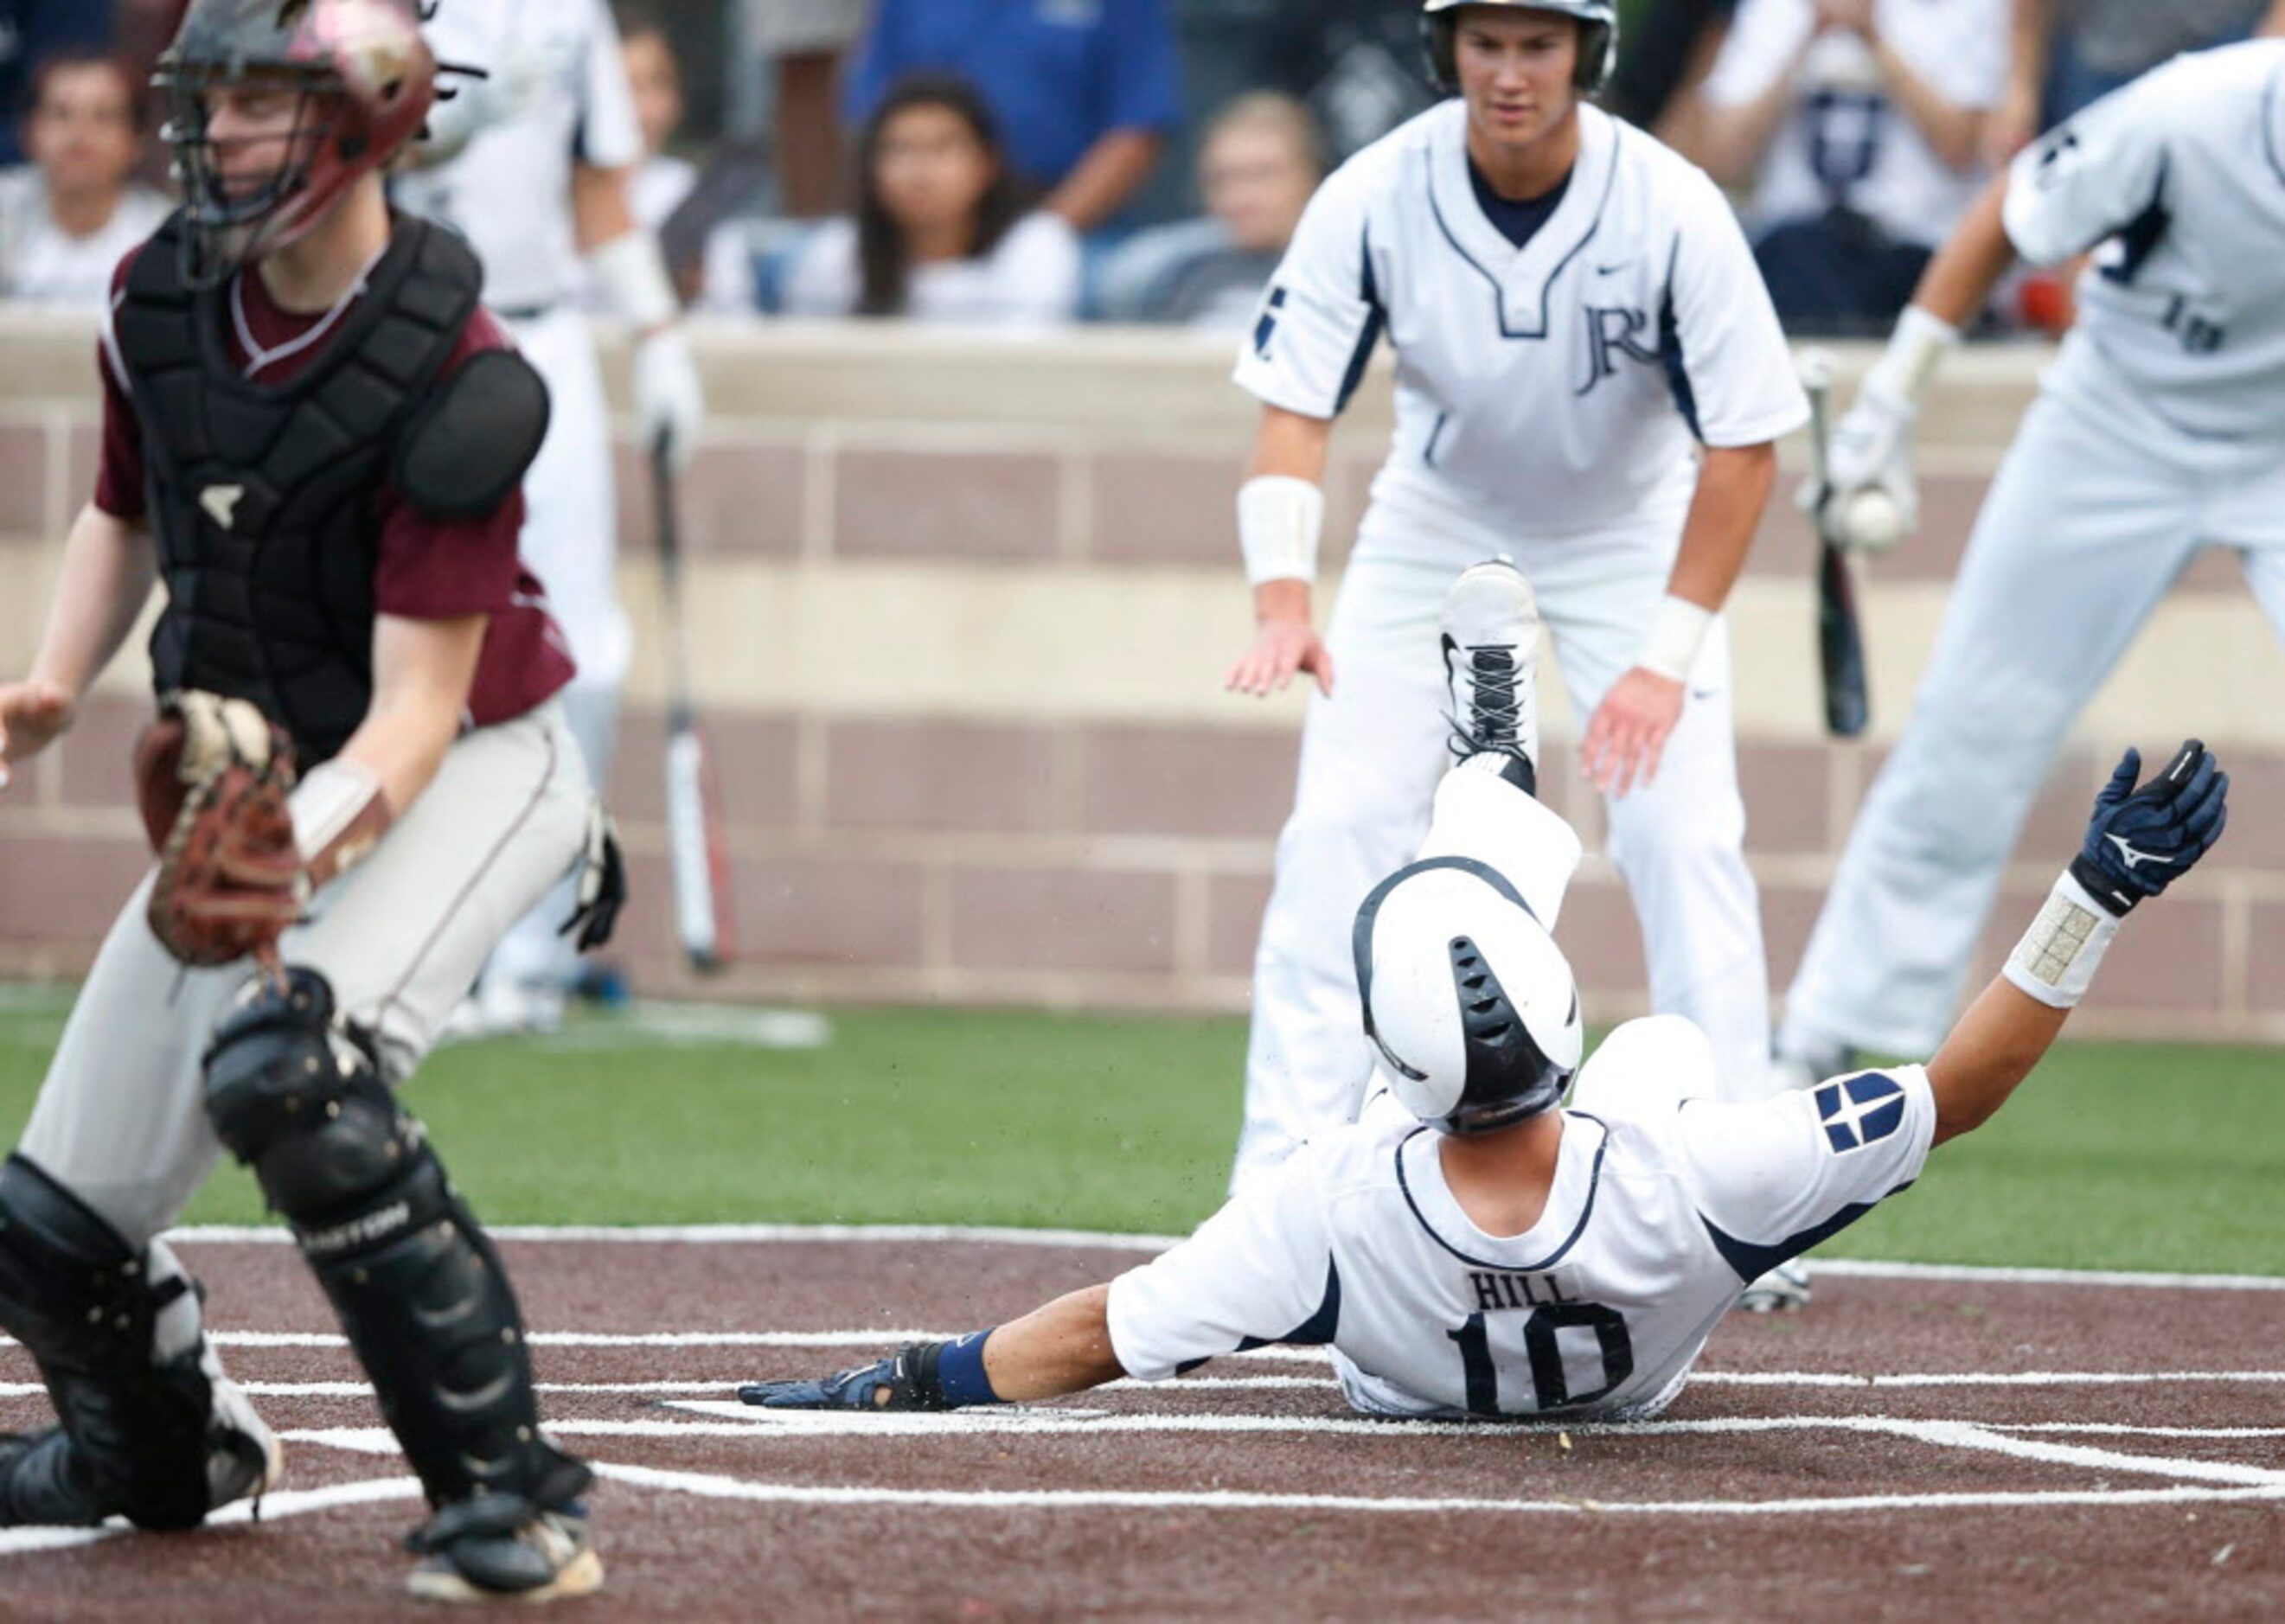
[370,309,532,621]
[93,249,146,521]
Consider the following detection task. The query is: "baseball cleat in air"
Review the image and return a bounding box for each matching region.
[1441,556,1542,781]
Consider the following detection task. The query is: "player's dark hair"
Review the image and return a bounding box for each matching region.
[24,48,150,135]
[854,73,1030,318]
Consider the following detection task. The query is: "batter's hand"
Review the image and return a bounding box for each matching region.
[1226,617,1335,699]
[1798,387,1919,552]
[1583,667,1684,798]
[0,680,74,790]
[635,328,706,475]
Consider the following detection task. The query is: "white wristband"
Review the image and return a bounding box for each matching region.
[2002,869,2122,1009]
[1865,304,1961,415]
[1237,476,1325,586]
[589,230,680,331]
[1635,595,1713,683]
[291,758,387,879]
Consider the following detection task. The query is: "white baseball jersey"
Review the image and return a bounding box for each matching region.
[1705,0,2009,251]
[2003,41,2285,450]
[400,0,643,311]
[1112,1018,1935,1420]
[1236,100,1806,540]
[0,170,169,307]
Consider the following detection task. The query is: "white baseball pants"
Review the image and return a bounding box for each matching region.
[17,702,592,1245]
[1231,489,1772,1193]
[490,308,629,994]
[1781,392,2285,1059]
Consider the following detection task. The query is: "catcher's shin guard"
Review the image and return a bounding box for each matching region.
[0,1156,235,1529]
[202,969,588,1512]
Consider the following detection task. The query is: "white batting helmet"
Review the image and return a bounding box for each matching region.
[1421,0,1620,95]
[1354,856,1584,1136]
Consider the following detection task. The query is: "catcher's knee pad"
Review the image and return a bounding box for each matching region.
[202,968,586,1512]
[0,1154,218,1530]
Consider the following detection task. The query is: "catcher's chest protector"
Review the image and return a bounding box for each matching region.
[113,213,483,765]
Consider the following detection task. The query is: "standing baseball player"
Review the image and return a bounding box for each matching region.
[0,1,612,1600]
[1226,4,1807,1221]
[400,0,705,1034]
[1776,38,2285,1080]
[742,559,2228,1423]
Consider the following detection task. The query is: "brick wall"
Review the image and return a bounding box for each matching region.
[3,313,2281,1039]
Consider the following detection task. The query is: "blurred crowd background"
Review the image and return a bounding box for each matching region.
[4,0,2284,334]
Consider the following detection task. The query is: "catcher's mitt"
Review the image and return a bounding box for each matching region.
[134,692,307,969]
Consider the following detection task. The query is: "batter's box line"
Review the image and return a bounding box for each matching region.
[280,1410,2285,1494]
[316,1438,2285,1521]
[153,1225,2285,1293]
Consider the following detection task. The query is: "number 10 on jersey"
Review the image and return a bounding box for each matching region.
[1446,1303,1635,1416]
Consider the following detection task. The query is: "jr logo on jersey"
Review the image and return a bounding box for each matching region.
[1576,305,1658,396]
[1815,1072,1907,1154]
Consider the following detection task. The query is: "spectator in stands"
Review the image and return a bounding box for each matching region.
[1987,0,2285,161]
[784,74,1081,326]
[0,0,110,166]
[844,0,1181,234]
[0,49,169,306]
[747,0,867,218]
[1099,93,1322,329]
[1603,0,1740,142]
[605,6,774,316]
[1684,0,2010,336]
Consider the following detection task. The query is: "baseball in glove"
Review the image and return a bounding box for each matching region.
[134,692,308,969]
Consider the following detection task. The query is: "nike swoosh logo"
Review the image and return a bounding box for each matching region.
[1596,262,1629,276]
[2105,834,2166,870]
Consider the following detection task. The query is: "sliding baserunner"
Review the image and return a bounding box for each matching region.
[741,559,2225,1423]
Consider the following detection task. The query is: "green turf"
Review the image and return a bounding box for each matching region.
[0,986,2275,1275]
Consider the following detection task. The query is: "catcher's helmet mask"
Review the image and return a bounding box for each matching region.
[1421,0,1620,97]
[156,0,473,288]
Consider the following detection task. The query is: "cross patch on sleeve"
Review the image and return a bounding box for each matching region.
[1815,1073,1906,1154]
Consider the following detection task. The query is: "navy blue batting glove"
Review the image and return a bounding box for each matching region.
[737,1345,947,1411]
[2070,740,2229,917]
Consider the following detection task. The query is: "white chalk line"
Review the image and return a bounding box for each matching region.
[282,1437,2285,1520]
[153,1224,2285,1291]
[0,1474,422,1558]
[279,1410,2285,1493]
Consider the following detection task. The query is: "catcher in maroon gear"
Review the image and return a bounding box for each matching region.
[0,0,618,1602]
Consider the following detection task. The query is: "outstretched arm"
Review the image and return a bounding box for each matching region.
[1927,742,2229,1145]
[739,1286,1125,1411]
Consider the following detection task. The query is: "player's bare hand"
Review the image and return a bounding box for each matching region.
[1583,668,1684,798]
[0,679,76,790]
[1226,617,1335,699]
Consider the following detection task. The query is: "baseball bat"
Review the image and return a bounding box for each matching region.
[652,434,733,973]
[1798,350,1871,740]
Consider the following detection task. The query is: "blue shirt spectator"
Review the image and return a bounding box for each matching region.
[845,0,1181,232]
[0,0,111,165]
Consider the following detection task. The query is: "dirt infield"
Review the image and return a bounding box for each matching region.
[3,1231,2281,1621]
